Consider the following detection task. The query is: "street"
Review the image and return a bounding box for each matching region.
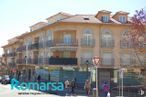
[0,84,87,97]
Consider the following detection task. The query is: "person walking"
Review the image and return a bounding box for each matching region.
[65,80,70,95]
[84,79,91,95]
[102,81,109,97]
[70,79,76,94]
[37,75,41,82]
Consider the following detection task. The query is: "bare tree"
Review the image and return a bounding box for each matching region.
[131,8,146,66]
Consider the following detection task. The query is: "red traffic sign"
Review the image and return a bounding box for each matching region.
[92,56,100,66]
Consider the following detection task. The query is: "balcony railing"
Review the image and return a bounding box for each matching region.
[16,46,26,52]
[8,62,16,68]
[81,39,95,47]
[80,58,93,65]
[16,57,77,65]
[32,58,39,64]
[46,39,78,47]
[120,57,144,66]
[8,52,16,57]
[120,40,133,48]
[16,59,23,64]
[39,42,45,48]
[101,39,114,48]
[31,43,39,49]
[48,57,77,65]
[101,58,114,65]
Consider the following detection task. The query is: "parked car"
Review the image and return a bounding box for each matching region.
[1,75,10,84]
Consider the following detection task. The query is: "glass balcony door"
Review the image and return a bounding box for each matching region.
[64,34,72,45]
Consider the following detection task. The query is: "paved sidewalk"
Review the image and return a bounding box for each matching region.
[0,84,89,97]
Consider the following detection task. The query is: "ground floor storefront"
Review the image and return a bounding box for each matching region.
[9,65,146,96]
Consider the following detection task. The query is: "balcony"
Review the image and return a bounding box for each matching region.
[8,62,16,68]
[101,58,114,65]
[80,58,93,65]
[8,52,16,57]
[101,39,114,48]
[16,46,26,52]
[39,42,45,48]
[27,58,32,64]
[46,39,78,47]
[48,57,77,65]
[120,58,137,66]
[81,38,95,47]
[16,59,23,64]
[32,58,39,64]
[120,40,133,48]
[31,43,39,50]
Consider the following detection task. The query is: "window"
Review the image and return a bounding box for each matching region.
[120,53,131,65]
[64,34,72,45]
[102,52,114,65]
[121,31,132,48]
[47,31,53,41]
[83,18,90,20]
[138,54,145,65]
[81,51,93,64]
[101,31,114,48]
[63,51,71,58]
[82,29,93,46]
[101,16,109,23]
[119,16,126,23]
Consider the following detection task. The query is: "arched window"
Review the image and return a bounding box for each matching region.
[121,31,132,48]
[82,29,94,46]
[83,29,93,40]
[101,30,114,48]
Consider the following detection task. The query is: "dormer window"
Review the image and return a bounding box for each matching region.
[119,16,126,23]
[101,16,109,23]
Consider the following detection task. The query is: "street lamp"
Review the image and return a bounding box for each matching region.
[119,68,126,97]
[92,56,100,97]
[85,60,89,79]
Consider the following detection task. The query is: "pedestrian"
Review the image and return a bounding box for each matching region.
[102,81,109,97]
[65,80,70,95]
[37,75,41,82]
[84,79,91,95]
[70,79,76,94]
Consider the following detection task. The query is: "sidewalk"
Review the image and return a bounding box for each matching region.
[0,84,89,97]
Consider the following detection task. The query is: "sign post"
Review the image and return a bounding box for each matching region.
[92,56,100,97]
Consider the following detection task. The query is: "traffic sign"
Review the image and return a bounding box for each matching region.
[92,56,100,67]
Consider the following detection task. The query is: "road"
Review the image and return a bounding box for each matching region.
[0,84,87,97]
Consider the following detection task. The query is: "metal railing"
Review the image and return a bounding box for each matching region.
[101,39,114,48]
[16,45,26,52]
[81,38,95,47]
[120,40,133,48]
[101,58,115,65]
[46,39,78,47]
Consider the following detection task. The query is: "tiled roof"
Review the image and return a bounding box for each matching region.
[59,14,132,24]
[60,15,102,23]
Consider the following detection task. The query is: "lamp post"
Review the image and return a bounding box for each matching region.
[86,60,89,79]
[119,68,126,97]
[92,56,100,97]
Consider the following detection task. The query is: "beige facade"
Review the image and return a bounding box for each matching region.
[1,11,146,83]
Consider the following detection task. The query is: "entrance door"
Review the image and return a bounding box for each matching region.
[98,69,111,89]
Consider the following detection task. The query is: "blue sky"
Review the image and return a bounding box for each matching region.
[0,0,146,55]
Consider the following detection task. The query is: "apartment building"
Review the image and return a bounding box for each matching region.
[2,10,146,86]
